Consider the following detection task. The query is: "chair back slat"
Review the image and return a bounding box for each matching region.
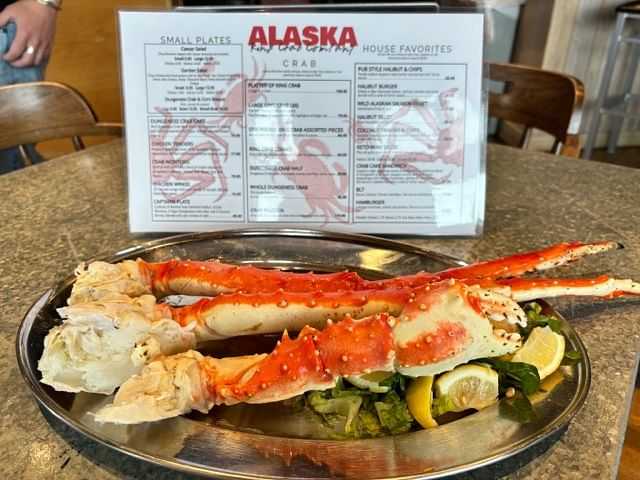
[0,81,122,152]
[488,62,585,157]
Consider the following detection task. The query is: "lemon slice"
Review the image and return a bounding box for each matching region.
[346,371,393,393]
[406,376,438,428]
[434,364,499,412]
[511,326,565,380]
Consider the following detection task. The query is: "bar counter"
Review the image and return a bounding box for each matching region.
[1,141,639,479]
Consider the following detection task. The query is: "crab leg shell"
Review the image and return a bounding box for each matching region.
[137,259,366,297]
[162,240,619,294]
[441,241,621,279]
[393,282,523,377]
[472,275,640,302]
[150,271,639,345]
[215,329,334,405]
[72,241,621,303]
[221,314,396,406]
[314,314,396,377]
[145,241,621,294]
[164,288,411,340]
[364,241,622,291]
[95,313,396,423]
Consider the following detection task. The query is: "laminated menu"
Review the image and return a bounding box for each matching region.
[119,10,486,235]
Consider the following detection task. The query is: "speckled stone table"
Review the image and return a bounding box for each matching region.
[1,141,639,479]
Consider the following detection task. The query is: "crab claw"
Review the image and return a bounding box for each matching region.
[468,287,528,327]
[394,281,523,377]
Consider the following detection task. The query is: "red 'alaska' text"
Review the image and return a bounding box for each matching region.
[248,26,358,48]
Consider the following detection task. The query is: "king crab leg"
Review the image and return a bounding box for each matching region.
[373,241,622,290]
[471,275,640,302]
[143,272,640,343]
[67,259,364,305]
[41,240,636,396]
[161,273,639,342]
[163,288,411,340]
[70,241,622,303]
[43,270,638,395]
[95,280,525,424]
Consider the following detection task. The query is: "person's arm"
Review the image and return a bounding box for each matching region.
[0,0,58,68]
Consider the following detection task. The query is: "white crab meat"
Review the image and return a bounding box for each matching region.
[38,295,196,394]
[69,260,149,305]
[94,352,266,424]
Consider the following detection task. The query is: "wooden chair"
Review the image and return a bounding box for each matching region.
[0,81,123,165]
[488,62,585,158]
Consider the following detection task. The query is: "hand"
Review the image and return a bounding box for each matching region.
[0,0,58,67]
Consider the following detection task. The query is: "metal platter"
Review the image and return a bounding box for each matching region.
[16,228,591,479]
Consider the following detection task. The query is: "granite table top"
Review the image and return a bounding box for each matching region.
[1,141,638,479]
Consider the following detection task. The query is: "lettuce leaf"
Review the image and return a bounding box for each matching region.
[305,376,414,438]
[374,391,414,434]
[520,302,563,335]
[307,391,363,433]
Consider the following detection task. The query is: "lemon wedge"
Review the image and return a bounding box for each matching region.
[406,376,438,428]
[434,364,499,412]
[511,326,565,380]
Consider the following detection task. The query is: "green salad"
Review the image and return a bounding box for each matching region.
[295,303,580,439]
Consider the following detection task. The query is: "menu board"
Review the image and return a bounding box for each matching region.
[119,10,486,235]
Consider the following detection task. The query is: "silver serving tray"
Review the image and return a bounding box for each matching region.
[16,228,590,479]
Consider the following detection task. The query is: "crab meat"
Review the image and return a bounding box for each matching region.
[69,261,152,305]
[38,295,196,394]
[95,281,524,424]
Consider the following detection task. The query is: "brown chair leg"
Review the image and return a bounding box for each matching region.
[18,145,33,166]
[72,136,85,150]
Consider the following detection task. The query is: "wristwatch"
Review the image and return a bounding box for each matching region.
[35,0,62,10]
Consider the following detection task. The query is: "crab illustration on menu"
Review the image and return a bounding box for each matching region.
[119,11,486,235]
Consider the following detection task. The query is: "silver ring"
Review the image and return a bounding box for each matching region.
[25,45,35,55]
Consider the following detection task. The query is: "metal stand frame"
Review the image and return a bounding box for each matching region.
[584,11,640,158]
